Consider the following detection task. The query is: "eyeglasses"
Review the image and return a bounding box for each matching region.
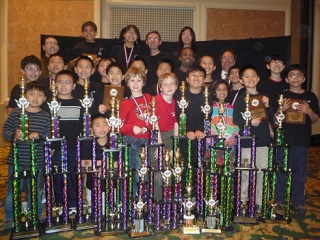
[147,37,159,41]
[45,42,58,46]
[56,80,73,84]
[49,60,64,64]
[288,73,304,78]
[25,66,40,71]
[126,31,137,36]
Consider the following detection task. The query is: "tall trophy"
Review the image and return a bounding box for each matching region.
[80,78,93,137]
[47,77,61,138]
[182,182,200,234]
[241,93,252,137]
[201,87,212,136]
[149,96,159,145]
[15,76,29,141]
[177,81,189,136]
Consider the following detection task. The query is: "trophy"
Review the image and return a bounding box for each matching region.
[182,182,200,234]
[15,76,29,141]
[80,78,93,137]
[149,96,158,145]
[177,81,189,136]
[241,93,252,137]
[201,87,212,136]
[47,77,61,138]
[275,94,286,146]
[202,199,221,233]
[216,103,226,140]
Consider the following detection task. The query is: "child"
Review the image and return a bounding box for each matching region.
[276,64,319,213]
[174,65,213,168]
[233,65,273,213]
[7,55,42,114]
[51,70,83,214]
[98,62,127,117]
[96,57,114,84]
[227,65,245,105]
[69,21,108,68]
[209,80,239,165]
[120,67,152,196]
[199,55,216,89]
[2,81,51,229]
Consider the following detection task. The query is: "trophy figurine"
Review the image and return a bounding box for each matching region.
[47,77,61,138]
[241,93,252,137]
[275,94,286,146]
[177,81,189,136]
[182,182,200,234]
[149,96,159,144]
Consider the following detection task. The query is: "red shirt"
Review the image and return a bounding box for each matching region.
[155,94,177,132]
[120,94,152,138]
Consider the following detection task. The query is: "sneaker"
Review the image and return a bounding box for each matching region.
[256,205,262,214]
[292,205,306,214]
[68,207,77,215]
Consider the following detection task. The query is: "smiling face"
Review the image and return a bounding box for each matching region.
[229,68,240,84]
[127,76,144,97]
[107,66,124,86]
[200,56,216,76]
[123,27,138,43]
[267,60,285,74]
[42,37,59,57]
[146,32,161,50]
[92,117,110,138]
[21,64,42,82]
[160,76,177,97]
[240,68,260,90]
[285,70,305,88]
[156,62,172,78]
[186,70,205,92]
[181,29,192,46]
[179,48,195,68]
[48,56,66,76]
[55,74,76,99]
[221,51,236,72]
[82,25,97,42]
[215,82,228,103]
[74,59,94,81]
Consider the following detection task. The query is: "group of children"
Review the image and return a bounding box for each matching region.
[2,21,319,232]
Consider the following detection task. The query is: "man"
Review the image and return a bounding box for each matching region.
[40,36,60,80]
[174,47,195,83]
[213,50,236,81]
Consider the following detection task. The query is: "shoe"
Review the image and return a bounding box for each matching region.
[256,205,262,214]
[68,207,77,215]
[292,205,306,214]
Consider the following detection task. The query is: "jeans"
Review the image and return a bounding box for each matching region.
[51,149,77,208]
[5,165,44,222]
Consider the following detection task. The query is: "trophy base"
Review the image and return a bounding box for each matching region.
[181,226,200,234]
[258,214,292,224]
[45,222,73,234]
[129,231,151,238]
[201,228,222,234]
[76,221,97,231]
[98,229,124,236]
[154,228,179,235]
[12,229,40,240]
[233,216,258,224]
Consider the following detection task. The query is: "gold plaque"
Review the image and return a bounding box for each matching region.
[103,85,124,110]
[248,95,268,120]
[285,99,306,124]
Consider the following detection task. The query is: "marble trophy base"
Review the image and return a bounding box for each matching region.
[181,215,200,234]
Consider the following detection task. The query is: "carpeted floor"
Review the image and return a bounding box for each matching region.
[0,146,319,239]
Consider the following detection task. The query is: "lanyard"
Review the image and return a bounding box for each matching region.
[231,86,244,106]
[131,95,149,124]
[124,44,134,68]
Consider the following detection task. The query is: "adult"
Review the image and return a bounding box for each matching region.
[174,47,195,83]
[213,50,236,81]
[40,36,60,80]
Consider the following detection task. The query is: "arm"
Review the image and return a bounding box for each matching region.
[2,110,19,142]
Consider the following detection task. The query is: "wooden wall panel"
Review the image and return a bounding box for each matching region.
[7,0,94,93]
[207,9,285,40]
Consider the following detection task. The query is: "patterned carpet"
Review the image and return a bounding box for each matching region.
[0,146,319,239]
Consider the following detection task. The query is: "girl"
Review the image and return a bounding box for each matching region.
[199,55,216,89]
[210,80,239,165]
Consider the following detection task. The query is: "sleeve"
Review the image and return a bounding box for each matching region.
[233,96,245,129]
[309,92,320,116]
[39,113,51,141]
[7,85,20,109]
[119,100,134,135]
[2,110,19,142]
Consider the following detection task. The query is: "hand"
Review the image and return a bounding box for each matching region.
[262,96,269,108]
[187,131,196,140]
[99,104,107,114]
[282,98,292,111]
[195,130,205,139]
[14,130,23,140]
[251,118,261,127]
[296,101,310,114]
[29,132,39,140]
[133,126,143,135]
[225,137,235,146]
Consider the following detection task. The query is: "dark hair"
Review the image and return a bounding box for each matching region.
[157,58,175,73]
[75,56,94,68]
[212,80,229,102]
[128,56,148,69]
[145,31,161,41]
[186,65,206,78]
[21,55,41,70]
[81,21,97,32]
[220,49,237,62]
[178,26,197,53]
[55,70,76,83]
[41,36,58,46]
[97,57,114,69]
[239,65,259,79]
[266,54,285,65]
[180,47,195,57]
[48,53,67,65]
[285,64,306,78]
[25,81,47,96]
[91,113,108,123]
[228,65,241,76]
[118,25,141,43]
[106,62,125,74]
[198,55,215,65]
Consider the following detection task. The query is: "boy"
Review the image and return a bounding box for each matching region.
[275,64,319,213]
[120,67,152,196]
[152,58,175,95]
[227,65,245,105]
[174,65,213,168]
[51,70,83,214]
[2,81,51,230]
[69,21,108,68]
[233,65,272,213]
[7,55,42,114]
[40,36,60,80]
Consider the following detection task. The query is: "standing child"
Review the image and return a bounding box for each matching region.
[233,65,273,213]
[96,57,114,84]
[209,80,239,165]
[51,70,83,214]
[7,55,42,114]
[120,67,152,196]
[227,65,245,105]
[275,64,319,213]
[199,55,216,89]
[2,81,51,230]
